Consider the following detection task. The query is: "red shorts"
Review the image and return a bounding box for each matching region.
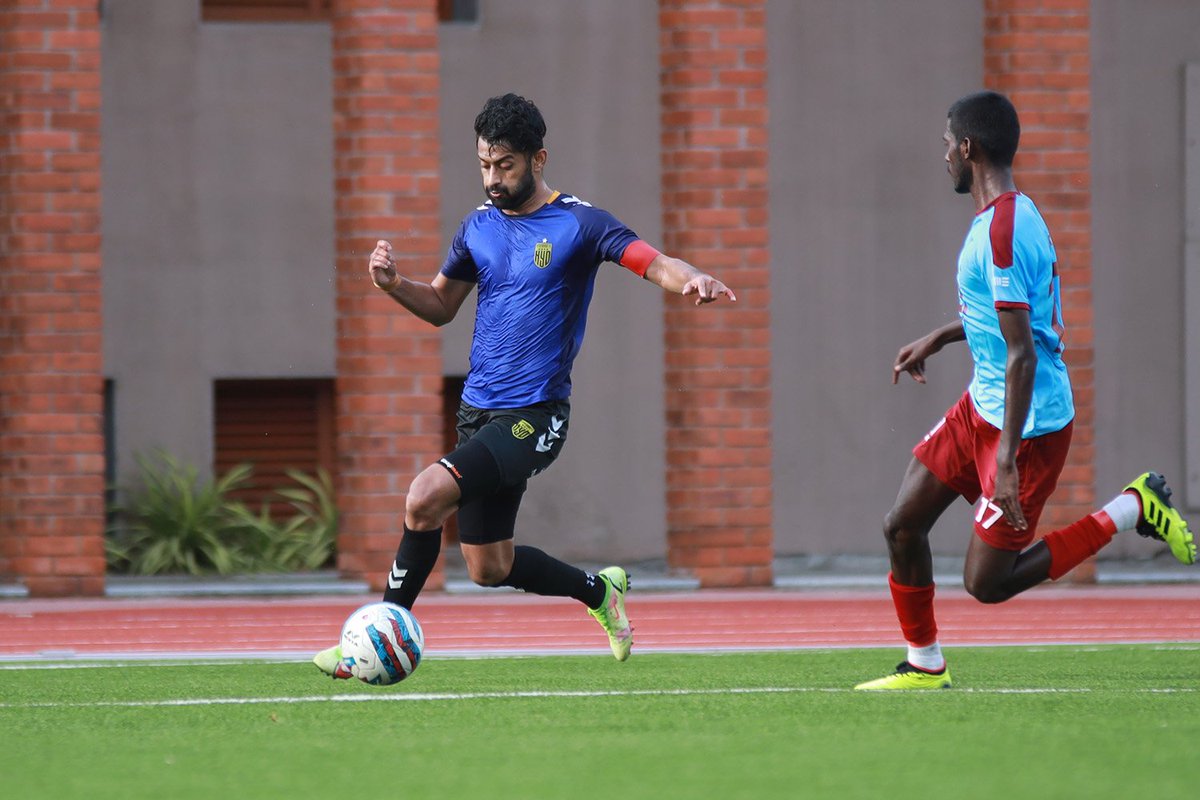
[912,391,1073,551]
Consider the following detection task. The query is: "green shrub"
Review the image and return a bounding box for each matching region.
[106,452,339,575]
[226,469,338,571]
[105,451,259,575]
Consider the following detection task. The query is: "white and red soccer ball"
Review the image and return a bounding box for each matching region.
[338,602,425,686]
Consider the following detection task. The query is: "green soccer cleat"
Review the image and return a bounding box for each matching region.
[854,662,952,691]
[588,566,633,662]
[312,644,352,679]
[1124,472,1196,565]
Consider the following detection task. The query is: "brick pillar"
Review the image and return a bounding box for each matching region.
[985,0,1095,580]
[659,0,772,588]
[331,0,444,591]
[0,0,105,596]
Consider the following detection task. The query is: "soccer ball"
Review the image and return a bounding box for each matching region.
[339,602,425,685]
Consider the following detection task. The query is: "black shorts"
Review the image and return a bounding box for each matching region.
[436,399,570,545]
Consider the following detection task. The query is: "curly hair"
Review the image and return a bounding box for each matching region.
[473,93,547,156]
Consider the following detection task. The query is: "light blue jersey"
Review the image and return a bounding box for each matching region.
[956,191,1073,437]
[441,192,642,409]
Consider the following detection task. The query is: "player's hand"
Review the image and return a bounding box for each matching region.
[681,274,736,306]
[892,336,939,384]
[369,240,401,292]
[992,459,1027,531]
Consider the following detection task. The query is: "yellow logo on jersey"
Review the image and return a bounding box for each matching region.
[511,419,535,439]
[533,239,553,268]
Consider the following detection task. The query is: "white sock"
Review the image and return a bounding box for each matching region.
[907,642,945,672]
[1102,492,1141,532]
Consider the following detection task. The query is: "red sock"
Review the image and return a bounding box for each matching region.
[888,572,937,647]
[1043,514,1114,580]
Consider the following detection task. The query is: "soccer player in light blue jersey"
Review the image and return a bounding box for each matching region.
[856,91,1195,690]
[315,93,734,676]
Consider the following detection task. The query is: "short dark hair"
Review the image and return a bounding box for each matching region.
[473,93,546,157]
[947,91,1020,167]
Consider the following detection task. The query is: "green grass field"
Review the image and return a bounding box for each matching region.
[2,645,1196,799]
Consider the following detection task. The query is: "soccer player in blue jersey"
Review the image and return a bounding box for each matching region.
[855,91,1195,690]
[314,93,733,676]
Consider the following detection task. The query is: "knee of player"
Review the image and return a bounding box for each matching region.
[882,509,923,546]
[404,491,437,527]
[405,474,452,528]
[466,561,509,587]
[963,575,1009,604]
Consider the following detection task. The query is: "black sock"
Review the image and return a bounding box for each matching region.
[499,545,606,608]
[381,525,442,609]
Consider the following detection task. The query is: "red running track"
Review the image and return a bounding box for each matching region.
[1,585,1198,661]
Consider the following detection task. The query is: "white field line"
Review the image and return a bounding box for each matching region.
[2,641,1199,668]
[2,684,1198,710]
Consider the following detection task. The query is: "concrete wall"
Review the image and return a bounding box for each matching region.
[101,1,336,479]
[97,0,1200,565]
[102,0,663,562]
[768,0,983,556]
[1091,0,1200,555]
[439,0,666,562]
[1188,64,1200,510]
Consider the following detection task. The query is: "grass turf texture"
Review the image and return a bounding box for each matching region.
[1,645,1196,799]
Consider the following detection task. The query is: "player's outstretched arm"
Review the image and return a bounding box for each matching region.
[892,320,966,384]
[368,239,473,327]
[643,254,736,306]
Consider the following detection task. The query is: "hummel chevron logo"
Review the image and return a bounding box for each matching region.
[536,415,565,453]
[387,565,407,590]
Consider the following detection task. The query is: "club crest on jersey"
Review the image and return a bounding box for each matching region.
[511,419,535,440]
[533,238,553,269]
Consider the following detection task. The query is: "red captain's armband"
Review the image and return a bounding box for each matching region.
[618,240,660,278]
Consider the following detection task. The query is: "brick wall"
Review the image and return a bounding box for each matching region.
[984,0,1095,578]
[658,0,772,588]
[0,0,106,596]
[331,0,444,591]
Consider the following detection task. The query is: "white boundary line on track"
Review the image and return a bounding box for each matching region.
[2,684,1197,710]
[2,641,1198,665]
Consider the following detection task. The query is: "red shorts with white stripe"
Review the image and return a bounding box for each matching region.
[912,391,1073,551]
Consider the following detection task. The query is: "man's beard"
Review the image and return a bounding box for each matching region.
[952,164,972,194]
[488,169,537,210]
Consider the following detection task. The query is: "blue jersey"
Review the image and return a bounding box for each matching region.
[956,191,1074,437]
[441,192,642,408]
